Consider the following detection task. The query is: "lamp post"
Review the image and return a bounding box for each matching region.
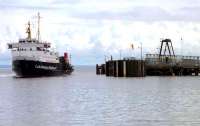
[130,43,134,58]
[137,42,143,60]
[140,42,143,60]
[119,49,122,60]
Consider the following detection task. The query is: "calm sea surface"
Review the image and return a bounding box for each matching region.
[1,66,200,126]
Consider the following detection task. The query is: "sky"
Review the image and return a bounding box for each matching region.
[1,0,200,65]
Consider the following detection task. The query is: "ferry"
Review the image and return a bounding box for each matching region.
[8,13,73,77]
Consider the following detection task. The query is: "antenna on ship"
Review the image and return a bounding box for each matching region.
[37,12,41,42]
[26,21,32,40]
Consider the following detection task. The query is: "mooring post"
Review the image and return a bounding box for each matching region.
[116,61,118,77]
[123,60,126,77]
[96,64,99,75]
[195,69,198,76]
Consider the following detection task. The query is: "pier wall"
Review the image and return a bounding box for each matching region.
[97,54,200,77]
[97,59,145,77]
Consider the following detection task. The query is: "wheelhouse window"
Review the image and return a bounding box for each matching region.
[37,47,41,51]
[8,44,12,49]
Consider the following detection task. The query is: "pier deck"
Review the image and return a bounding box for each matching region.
[146,54,200,76]
[96,38,200,77]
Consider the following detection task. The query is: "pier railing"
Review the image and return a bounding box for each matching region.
[145,54,200,67]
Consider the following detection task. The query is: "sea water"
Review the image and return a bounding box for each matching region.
[0,66,200,126]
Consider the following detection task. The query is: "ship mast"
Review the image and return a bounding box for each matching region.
[37,12,41,42]
[26,21,31,40]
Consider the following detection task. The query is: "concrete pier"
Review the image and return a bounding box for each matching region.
[145,54,200,76]
[97,59,145,77]
[96,55,200,77]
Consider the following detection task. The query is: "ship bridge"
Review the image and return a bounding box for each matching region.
[8,41,51,49]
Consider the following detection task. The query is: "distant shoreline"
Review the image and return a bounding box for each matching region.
[0,65,11,69]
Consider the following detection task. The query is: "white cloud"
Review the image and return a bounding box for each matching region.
[1,0,200,65]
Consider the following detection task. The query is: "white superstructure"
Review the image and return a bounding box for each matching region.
[9,40,59,63]
[8,14,59,64]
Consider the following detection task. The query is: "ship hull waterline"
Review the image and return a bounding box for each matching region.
[12,60,73,77]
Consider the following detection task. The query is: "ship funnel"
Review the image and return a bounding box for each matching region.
[64,52,69,63]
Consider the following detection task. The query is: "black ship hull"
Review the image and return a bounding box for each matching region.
[12,59,73,77]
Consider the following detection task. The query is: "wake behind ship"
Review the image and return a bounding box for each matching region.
[8,13,73,77]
